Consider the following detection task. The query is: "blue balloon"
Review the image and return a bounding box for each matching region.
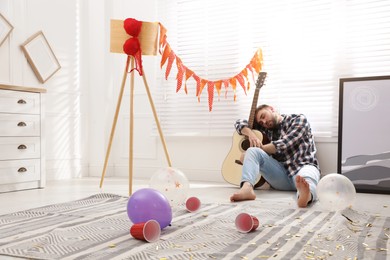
[127,188,172,229]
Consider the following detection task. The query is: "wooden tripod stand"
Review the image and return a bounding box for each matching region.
[100,20,172,195]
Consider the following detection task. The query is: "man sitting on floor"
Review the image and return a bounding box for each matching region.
[230,104,321,208]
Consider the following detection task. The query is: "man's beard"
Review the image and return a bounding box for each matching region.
[270,114,279,129]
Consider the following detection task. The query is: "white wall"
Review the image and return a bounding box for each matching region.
[0,0,89,179]
[0,0,338,185]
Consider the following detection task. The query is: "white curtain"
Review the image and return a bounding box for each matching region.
[155,0,390,137]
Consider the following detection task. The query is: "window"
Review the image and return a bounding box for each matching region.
[155,0,390,137]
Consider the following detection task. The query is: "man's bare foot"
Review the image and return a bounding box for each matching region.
[230,182,256,202]
[295,175,312,208]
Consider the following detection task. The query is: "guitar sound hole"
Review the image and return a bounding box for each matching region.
[241,140,250,151]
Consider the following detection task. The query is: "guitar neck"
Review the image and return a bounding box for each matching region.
[247,72,267,129]
[248,90,260,129]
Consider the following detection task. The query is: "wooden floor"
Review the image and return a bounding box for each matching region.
[0,177,389,216]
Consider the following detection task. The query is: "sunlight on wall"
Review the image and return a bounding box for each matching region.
[265,4,336,80]
[45,0,84,180]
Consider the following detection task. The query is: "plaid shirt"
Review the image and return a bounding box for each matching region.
[234,114,320,176]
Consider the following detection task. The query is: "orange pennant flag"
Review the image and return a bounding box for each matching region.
[250,48,263,73]
[176,58,185,92]
[229,77,237,101]
[165,51,176,80]
[161,44,172,68]
[242,68,248,77]
[158,23,168,54]
[207,81,215,111]
[193,74,201,97]
[235,74,246,95]
[223,79,229,98]
[197,79,208,101]
[184,68,194,94]
[215,80,222,98]
[249,58,257,73]
[241,69,250,91]
[246,65,256,85]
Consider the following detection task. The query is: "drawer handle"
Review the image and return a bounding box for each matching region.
[17,122,27,127]
[18,167,27,173]
[18,144,27,150]
[17,99,27,104]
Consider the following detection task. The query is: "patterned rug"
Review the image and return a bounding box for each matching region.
[0,193,388,260]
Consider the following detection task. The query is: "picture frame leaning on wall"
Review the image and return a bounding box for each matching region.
[21,31,61,83]
[338,75,390,194]
[0,13,14,46]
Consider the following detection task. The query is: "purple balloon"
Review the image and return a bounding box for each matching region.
[127,188,172,229]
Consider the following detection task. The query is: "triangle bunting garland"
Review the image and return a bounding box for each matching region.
[158,23,263,111]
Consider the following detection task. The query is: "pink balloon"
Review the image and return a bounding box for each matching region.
[127,188,172,229]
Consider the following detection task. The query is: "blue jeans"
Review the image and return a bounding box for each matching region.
[241,147,320,201]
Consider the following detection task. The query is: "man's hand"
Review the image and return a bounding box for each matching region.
[241,127,262,147]
[248,135,263,148]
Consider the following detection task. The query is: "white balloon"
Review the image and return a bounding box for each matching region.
[149,167,190,207]
[317,173,356,211]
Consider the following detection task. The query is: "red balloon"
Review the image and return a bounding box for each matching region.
[123,18,142,37]
[123,37,140,56]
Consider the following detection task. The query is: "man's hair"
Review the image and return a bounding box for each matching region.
[255,104,270,116]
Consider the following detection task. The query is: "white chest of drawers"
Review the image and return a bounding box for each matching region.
[0,84,46,193]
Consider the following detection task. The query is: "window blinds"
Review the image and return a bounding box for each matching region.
[155,0,390,137]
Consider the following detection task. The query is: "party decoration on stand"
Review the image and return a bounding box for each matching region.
[100,19,172,195]
[127,188,172,229]
[150,167,190,207]
[317,173,356,211]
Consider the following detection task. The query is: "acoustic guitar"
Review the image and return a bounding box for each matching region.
[221,72,267,186]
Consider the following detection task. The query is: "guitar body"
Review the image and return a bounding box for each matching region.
[221,130,263,186]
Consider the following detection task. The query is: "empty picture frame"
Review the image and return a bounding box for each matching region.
[21,31,61,83]
[338,75,390,194]
[0,13,13,46]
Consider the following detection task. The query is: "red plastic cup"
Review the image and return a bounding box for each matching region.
[235,213,259,233]
[185,197,201,212]
[130,220,161,242]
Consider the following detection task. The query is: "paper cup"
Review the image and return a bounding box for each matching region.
[130,220,161,242]
[235,213,259,233]
[185,197,201,212]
